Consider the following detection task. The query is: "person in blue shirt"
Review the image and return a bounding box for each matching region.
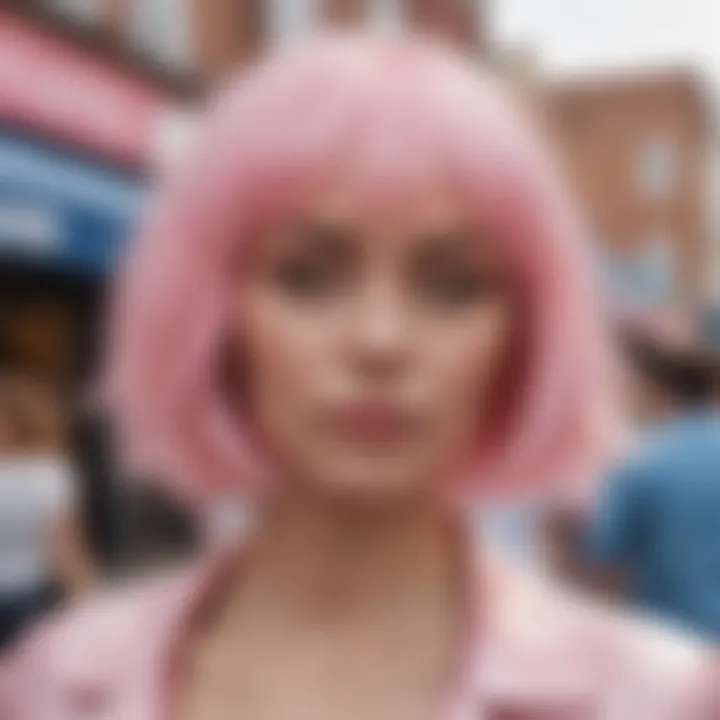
[585,329,720,640]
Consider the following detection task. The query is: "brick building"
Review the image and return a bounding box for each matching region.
[545,70,716,307]
[403,0,486,55]
[98,0,488,86]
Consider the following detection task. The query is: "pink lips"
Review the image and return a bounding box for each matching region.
[328,401,418,444]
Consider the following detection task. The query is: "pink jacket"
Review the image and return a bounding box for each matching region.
[2,550,719,720]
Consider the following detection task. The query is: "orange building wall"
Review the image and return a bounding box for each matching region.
[545,71,710,302]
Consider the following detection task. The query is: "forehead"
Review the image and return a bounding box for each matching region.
[301,163,469,239]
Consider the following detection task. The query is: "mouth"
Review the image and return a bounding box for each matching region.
[326,399,419,446]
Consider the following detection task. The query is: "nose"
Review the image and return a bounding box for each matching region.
[345,278,412,379]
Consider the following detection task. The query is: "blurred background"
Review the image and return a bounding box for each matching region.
[1,0,720,648]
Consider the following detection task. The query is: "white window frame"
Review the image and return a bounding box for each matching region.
[636,135,679,201]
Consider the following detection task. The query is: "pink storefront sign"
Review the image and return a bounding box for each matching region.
[0,12,166,166]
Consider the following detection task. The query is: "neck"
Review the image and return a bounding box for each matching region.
[216,489,466,625]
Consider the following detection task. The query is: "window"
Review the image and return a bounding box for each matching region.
[268,0,318,42]
[270,0,402,39]
[639,231,675,302]
[130,0,192,71]
[374,0,403,33]
[700,306,720,347]
[40,0,96,24]
[602,232,676,306]
[636,136,678,200]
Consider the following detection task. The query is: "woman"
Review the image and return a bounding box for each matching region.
[4,36,718,719]
[0,377,94,653]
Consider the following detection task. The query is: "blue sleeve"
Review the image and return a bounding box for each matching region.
[584,463,649,566]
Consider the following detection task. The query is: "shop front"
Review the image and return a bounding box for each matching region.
[0,8,185,569]
[0,128,143,376]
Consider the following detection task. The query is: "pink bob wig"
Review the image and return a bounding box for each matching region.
[104,35,621,508]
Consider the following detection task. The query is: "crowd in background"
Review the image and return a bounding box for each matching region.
[486,312,720,642]
[0,375,93,650]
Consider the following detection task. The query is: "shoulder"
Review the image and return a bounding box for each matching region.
[558,587,720,717]
[484,565,720,718]
[597,427,685,500]
[641,415,715,463]
[0,564,197,719]
[589,606,719,718]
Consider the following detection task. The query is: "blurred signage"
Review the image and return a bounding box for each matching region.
[0,12,165,166]
[0,135,144,273]
[0,203,61,253]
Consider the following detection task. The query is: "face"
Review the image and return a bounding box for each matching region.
[233,174,517,503]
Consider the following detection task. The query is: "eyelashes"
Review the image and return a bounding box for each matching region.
[273,257,341,298]
[420,270,499,306]
[271,255,501,308]
[260,221,507,308]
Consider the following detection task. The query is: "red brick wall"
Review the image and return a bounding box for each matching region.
[403,0,486,54]
[320,0,373,25]
[189,0,265,84]
[187,0,487,86]
[545,72,709,302]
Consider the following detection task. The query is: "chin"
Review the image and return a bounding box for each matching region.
[308,459,436,507]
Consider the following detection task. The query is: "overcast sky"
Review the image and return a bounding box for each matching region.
[52,0,720,82]
[490,0,720,79]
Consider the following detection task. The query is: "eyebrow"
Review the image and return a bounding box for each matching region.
[413,229,486,263]
[416,230,514,283]
[294,218,359,249]
[415,228,476,247]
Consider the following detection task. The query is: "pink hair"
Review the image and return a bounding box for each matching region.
[105,35,621,507]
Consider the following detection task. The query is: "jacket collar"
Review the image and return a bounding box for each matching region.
[55,544,599,718]
[463,554,599,718]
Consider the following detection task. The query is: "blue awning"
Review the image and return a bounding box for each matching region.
[0,135,145,274]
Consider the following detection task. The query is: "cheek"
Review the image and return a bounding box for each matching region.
[426,303,515,435]
[236,293,333,441]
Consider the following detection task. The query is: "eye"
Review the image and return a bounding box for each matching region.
[420,267,497,306]
[412,230,505,308]
[274,255,341,298]
[268,219,355,299]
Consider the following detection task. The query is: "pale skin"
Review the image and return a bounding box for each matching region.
[180,170,518,720]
